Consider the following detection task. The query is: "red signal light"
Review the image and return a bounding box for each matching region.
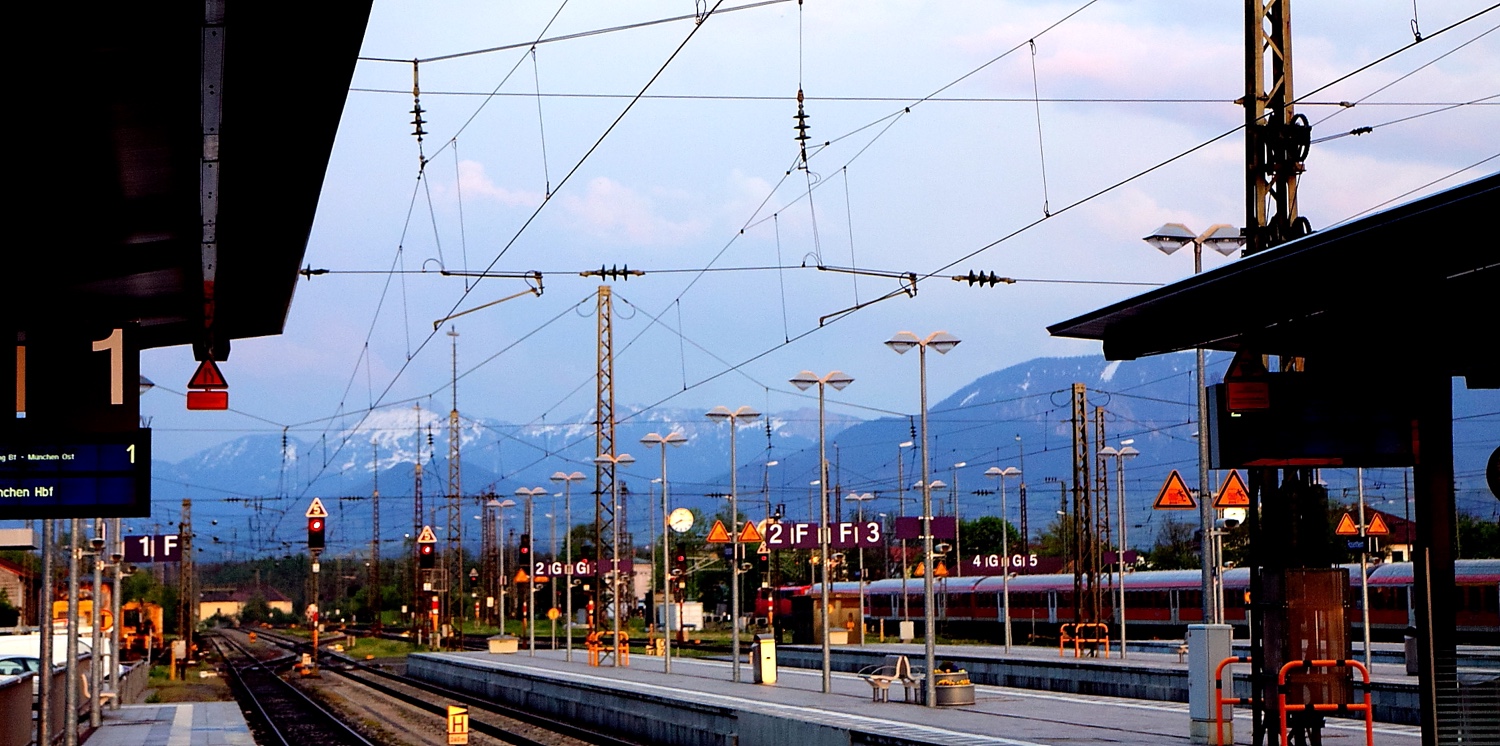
[307,518,326,550]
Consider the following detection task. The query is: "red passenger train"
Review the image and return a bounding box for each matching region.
[766,559,1500,643]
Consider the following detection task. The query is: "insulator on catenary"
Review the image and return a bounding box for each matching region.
[952,270,1016,287]
[579,264,645,280]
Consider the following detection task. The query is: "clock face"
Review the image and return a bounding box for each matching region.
[668,508,694,533]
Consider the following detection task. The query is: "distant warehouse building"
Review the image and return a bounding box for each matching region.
[199,587,294,622]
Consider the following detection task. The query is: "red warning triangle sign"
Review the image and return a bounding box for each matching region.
[1153,470,1197,510]
[1365,513,1391,537]
[737,520,763,543]
[705,520,731,543]
[1213,470,1251,508]
[188,360,228,390]
[1335,512,1360,536]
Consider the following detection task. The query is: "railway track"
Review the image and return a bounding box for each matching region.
[239,628,642,746]
[211,632,379,746]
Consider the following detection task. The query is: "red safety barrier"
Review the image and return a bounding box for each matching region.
[1277,659,1373,746]
[1214,656,1253,746]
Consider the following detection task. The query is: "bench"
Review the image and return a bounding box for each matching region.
[859,655,918,703]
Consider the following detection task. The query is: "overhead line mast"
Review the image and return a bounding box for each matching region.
[593,285,617,659]
[446,327,463,645]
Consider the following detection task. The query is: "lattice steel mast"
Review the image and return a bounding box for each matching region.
[445,327,463,643]
[593,287,617,656]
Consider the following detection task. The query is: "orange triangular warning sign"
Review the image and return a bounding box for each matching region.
[934,560,949,578]
[1153,470,1197,510]
[1335,512,1360,536]
[738,520,763,543]
[305,497,329,518]
[1365,513,1391,537]
[416,525,438,543]
[1214,470,1251,508]
[514,569,529,584]
[706,520,731,543]
[187,360,228,390]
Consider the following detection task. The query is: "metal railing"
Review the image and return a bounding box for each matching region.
[1058,623,1111,658]
[1277,659,1373,746]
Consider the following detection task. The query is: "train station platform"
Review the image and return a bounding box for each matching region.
[409,649,1422,746]
[83,703,253,746]
[775,640,1429,724]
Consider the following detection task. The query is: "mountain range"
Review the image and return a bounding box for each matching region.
[70,353,1500,558]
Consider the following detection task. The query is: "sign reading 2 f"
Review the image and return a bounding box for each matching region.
[764,520,882,550]
[123,534,181,563]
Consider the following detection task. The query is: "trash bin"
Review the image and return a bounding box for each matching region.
[752,634,777,685]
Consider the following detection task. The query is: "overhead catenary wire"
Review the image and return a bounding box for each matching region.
[1311,93,1498,145]
[167,1,1500,507]
[350,87,1497,107]
[452,144,471,288]
[287,2,729,496]
[1337,152,1499,223]
[422,0,573,165]
[1028,39,1052,217]
[530,46,554,198]
[1310,22,1499,131]
[358,0,791,64]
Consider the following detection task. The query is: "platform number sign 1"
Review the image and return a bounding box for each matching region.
[90,328,125,405]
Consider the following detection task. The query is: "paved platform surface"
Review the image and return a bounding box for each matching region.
[784,640,1425,686]
[426,649,1422,745]
[84,703,253,746]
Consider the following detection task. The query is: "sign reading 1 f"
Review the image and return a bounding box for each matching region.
[123,534,182,563]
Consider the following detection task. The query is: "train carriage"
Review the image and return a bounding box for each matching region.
[793,559,1498,643]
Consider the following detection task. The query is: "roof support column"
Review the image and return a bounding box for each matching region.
[1411,362,1458,746]
[198,1,227,362]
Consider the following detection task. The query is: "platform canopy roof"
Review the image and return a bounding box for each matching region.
[1048,173,1499,389]
[8,3,373,354]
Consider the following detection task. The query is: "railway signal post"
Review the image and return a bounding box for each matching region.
[306,498,328,674]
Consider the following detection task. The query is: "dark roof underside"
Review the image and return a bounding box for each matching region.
[9,2,373,353]
[1048,173,1500,388]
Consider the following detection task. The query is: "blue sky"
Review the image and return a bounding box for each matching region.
[140,0,1499,465]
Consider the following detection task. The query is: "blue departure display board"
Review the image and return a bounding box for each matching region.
[0,429,151,518]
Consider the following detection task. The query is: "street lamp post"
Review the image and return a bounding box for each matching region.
[550,471,585,661]
[789,370,854,694]
[1143,223,1242,624]
[951,462,966,575]
[547,509,558,650]
[641,431,688,673]
[885,330,960,708]
[705,406,760,683]
[896,441,914,618]
[1099,443,1139,658]
[984,466,1021,652]
[593,453,636,667]
[845,492,874,639]
[491,499,517,633]
[516,487,548,656]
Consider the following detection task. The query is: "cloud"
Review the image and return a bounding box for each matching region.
[558,176,709,246]
[950,11,1241,100]
[454,160,543,209]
